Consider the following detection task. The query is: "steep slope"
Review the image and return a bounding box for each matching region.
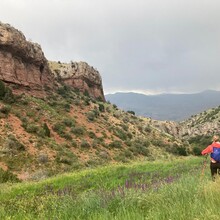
[0,83,189,181]
[148,105,220,155]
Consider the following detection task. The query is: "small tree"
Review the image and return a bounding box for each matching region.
[127,110,135,115]
[43,123,51,137]
[0,80,6,98]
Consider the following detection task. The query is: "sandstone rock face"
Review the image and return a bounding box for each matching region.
[0,22,105,101]
[0,22,54,96]
[49,61,105,101]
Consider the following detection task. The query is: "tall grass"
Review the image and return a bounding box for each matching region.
[0,157,218,219]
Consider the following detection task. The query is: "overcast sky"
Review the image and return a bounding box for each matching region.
[1,0,220,95]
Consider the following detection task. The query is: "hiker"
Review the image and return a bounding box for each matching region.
[201,135,220,181]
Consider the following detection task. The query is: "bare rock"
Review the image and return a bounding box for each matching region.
[49,61,105,101]
[0,22,54,96]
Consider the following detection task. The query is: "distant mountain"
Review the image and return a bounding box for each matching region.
[105,90,220,121]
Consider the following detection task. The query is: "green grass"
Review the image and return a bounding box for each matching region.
[0,157,217,219]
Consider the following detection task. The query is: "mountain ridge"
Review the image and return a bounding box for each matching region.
[105,90,220,121]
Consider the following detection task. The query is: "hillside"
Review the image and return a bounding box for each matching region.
[105,91,220,121]
[148,105,220,155]
[0,82,190,182]
[0,21,194,182]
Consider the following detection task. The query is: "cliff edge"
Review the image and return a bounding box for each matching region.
[0,22,105,101]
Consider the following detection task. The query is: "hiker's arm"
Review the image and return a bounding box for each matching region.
[201,145,212,155]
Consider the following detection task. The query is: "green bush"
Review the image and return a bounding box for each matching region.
[0,80,6,98]
[113,127,127,141]
[88,131,96,138]
[127,110,135,115]
[0,105,11,115]
[108,140,123,148]
[0,81,15,103]
[4,135,26,152]
[3,87,15,103]
[53,122,66,135]
[26,124,39,134]
[71,126,85,136]
[192,146,202,156]
[71,140,78,147]
[87,111,96,121]
[0,168,20,183]
[43,123,51,137]
[81,140,91,149]
[98,103,105,112]
[62,118,75,127]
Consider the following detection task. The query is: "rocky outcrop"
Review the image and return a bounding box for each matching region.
[0,22,54,96]
[150,106,220,140]
[0,22,105,101]
[49,61,105,101]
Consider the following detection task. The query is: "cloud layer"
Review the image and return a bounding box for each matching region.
[1,0,220,94]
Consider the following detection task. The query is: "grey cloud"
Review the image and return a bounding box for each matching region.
[1,0,220,94]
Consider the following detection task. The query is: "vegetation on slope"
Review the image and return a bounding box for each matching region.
[0,81,191,182]
[180,105,220,154]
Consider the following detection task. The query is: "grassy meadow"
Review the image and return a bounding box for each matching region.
[0,156,218,220]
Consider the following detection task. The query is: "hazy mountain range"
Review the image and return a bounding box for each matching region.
[105,90,220,121]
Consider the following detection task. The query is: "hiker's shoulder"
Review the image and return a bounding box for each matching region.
[212,142,220,147]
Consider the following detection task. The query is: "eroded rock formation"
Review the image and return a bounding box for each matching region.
[0,22,54,96]
[0,22,105,101]
[49,61,105,101]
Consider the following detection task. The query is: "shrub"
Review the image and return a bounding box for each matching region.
[113,104,118,109]
[53,122,66,135]
[144,125,152,133]
[87,111,96,121]
[38,153,48,164]
[127,110,135,115]
[88,131,96,138]
[62,118,75,127]
[192,146,202,156]
[71,126,85,136]
[26,124,39,134]
[71,140,78,147]
[3,87,15,103]
[108,140,123,148]
[113,127,127,141]
[114,153,129,163]
[98,103,105,112]
[176,146,188,156]
[80,140,91,149]
[43,123,51,137]
[0,168,20,183]
[0,80,6,98]
[64,103,71,112]
[61,133,72,141]
[0,105,11,115]
[59,156,72,165]
[4,135,25,152]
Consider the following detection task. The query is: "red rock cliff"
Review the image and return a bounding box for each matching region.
[0,22,54,96]
[0,22,105,101]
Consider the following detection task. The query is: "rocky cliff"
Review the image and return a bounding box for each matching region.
[0,22,54,96]
[0,22,105,101]
[49,61,105,101]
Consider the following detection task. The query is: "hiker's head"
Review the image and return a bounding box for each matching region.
[213,135,219,142]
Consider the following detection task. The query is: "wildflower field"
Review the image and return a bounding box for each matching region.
[0,157,219,220]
